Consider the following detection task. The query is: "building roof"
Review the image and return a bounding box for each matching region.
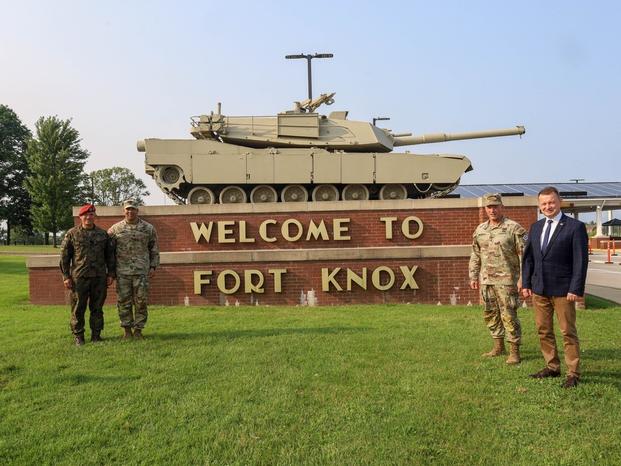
[454,182,621,199]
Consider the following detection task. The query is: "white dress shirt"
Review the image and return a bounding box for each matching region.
[541,211,563,248]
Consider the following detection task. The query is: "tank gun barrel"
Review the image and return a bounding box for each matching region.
[392,126,525,147]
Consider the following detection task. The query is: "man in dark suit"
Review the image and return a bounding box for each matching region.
[522,186,589,388]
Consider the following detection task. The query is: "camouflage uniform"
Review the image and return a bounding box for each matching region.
[60,225,115,336]
[469,217,526,343]
[108,218,159,330]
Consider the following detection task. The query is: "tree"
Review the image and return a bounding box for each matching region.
[25,116,89,247]
[88,167,149,206]
[0,105,32,244]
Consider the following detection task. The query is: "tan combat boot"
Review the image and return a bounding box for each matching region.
[122,327,133,339]
[133,328,143,340]
[482,339,506,357]
[506,342,521,365]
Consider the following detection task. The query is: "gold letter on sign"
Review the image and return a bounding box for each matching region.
[244,270,264,293]
[259,219,277,243]
[322,268,343,291]
[371,266,395,291]
[346,268,367,290]
[217,270,241,294]
[399,265,419,290]
[402,216,424,239]
[194,271,213,294]
[282,219,303,242]
[238,221,255,243]
[218,221,236,244]
[268,269,287,293]
[380,217,398,240]
[306,219,329,241]
[333,218,351,241]
[190,222,213,243]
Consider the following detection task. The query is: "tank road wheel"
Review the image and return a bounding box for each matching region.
[414,183,432,194]
[379,184,408,200]
[250,185,278,203]
[281,185,309,202]
[187,187,216,205]
[155,165,184,190]
[342,184,370,201]
[219,186,247,204]
[312,184,340,202]
[161,166,181,184]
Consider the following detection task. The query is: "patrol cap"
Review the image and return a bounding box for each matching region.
[78,204,96,216]
[482,193,502,206]
[123,199,139,210]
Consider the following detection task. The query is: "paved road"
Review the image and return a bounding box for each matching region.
[586,252,621,304]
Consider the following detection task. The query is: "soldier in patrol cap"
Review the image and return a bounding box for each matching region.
[60,203,116,346]
[469,193,527,364]
[108,199,159,339]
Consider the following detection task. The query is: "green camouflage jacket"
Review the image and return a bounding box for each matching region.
[60,225,115,279]
[469,217,527,285]
[108,218,160,275]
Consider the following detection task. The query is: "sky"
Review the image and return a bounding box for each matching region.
[2,0,620,205]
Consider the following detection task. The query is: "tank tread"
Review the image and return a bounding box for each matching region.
[170,182,458,204]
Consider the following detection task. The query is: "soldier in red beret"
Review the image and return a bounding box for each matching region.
[60,204,116,346]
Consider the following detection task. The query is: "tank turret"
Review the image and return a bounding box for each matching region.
[138,94,525,205]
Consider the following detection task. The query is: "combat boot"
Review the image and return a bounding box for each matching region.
[74,334,85,346]
[122,327,133,339]
[482,339,505,357]
[91,331,103,343]
[133,328,144,340]
[506,342,521,365]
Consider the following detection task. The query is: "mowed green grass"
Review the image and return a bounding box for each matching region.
[1,256,620,465]
[0,244,58,254]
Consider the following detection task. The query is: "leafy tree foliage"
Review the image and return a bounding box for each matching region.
[0,105,32,244]
[25,116,89,246]
[88,166,149,206]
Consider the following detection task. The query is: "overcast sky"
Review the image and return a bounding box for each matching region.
[2,0,620,205]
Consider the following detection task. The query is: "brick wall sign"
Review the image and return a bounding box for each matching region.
[27,197,538,306]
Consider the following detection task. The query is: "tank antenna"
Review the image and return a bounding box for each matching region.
[285,53,333,100]
[373,117,390,126]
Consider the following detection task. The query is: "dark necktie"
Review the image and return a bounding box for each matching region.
[541,219,553,253]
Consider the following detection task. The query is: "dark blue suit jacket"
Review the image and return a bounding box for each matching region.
[522,214,589,297]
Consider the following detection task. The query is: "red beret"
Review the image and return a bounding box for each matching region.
[78,204,96,216]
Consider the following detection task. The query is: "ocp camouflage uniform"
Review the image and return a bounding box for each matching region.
[469,218,526,343]
[108,219,159,329]
[60,226,115,336]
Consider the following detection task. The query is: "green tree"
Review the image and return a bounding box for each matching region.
[0,105,32,245]
[25,116,89,247]
[88,166,149,206]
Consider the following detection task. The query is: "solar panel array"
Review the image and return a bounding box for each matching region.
[453,182,621,199]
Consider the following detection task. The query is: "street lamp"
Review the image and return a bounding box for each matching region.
[285,53,333,100]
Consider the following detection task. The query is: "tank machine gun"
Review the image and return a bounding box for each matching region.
[138,93,525,204]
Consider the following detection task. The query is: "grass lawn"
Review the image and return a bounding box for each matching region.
[0,244,58,254]
[1,255,620,465]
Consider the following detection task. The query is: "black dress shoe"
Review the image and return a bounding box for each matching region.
[562,375,579,388]
[529,367,561,379]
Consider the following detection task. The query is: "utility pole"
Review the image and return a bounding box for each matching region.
[285,53,333,100]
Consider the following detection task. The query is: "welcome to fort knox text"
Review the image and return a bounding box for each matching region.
[190,215,424,295]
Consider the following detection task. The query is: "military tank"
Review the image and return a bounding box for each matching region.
[137,93,525,204]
